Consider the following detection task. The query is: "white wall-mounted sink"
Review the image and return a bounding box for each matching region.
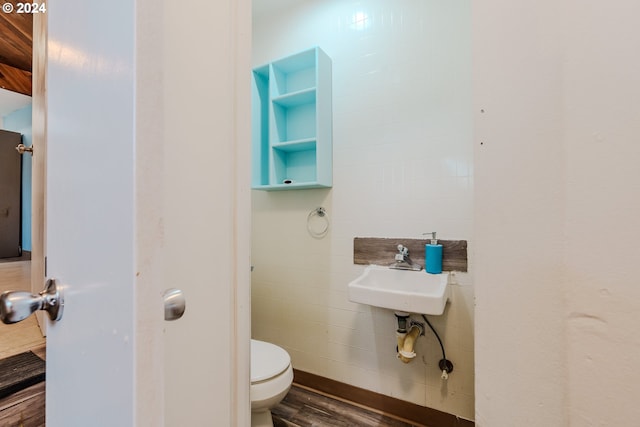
[348,265,450,315]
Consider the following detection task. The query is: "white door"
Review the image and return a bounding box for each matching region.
[41,1,251,425]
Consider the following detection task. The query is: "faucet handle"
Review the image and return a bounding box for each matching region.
[395,245,409,261]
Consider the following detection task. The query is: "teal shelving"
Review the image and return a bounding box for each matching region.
[251,47,332,191]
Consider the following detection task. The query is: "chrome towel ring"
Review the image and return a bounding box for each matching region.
[307,207,329,238]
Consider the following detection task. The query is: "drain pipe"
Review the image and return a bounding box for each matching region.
[394,312,424,363]
[398,322,424,363]
[395,312,410,333]
[395,312,409,358]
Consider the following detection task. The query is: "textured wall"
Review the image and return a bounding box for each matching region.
[473,1,567,423]
[252,0,474,419]
[474,0,640,426]
[562,0,640,424]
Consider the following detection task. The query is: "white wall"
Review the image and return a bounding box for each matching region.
[473,1,567,424]
[0,87,31,118]
[474,0,640,425]
[563,0,640,424]
[252,0,474,419]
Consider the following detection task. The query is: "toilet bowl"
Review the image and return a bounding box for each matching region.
[251,339,293,427]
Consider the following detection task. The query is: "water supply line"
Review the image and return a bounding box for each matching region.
[394,312,454,379]
[422,314,454,379]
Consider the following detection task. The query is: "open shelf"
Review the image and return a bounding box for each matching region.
[271,49,317,97]
[272,88,316,107]
[252,47,332,191]
[272,101,316,143]
[252,66,271,187]
[273,146,317,183]
[272,138,316,152]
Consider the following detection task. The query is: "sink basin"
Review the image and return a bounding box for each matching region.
[348,265,450,315]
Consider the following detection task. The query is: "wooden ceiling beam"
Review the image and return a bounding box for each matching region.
[0,62,32,96]
[0,12,33,73]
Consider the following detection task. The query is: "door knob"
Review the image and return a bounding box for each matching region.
[163,288,185,321]
[0,278,64,325]
[15,143,33,155]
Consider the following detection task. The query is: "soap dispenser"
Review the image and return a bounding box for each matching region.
[423,232,443,274]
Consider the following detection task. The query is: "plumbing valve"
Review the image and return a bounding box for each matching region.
[439,359,454,380]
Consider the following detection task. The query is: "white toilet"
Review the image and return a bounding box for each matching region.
[251,339,293,427]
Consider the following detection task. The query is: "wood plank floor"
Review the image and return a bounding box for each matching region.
[0,261,46,426]
[272,384,424,427]
[0,382,45,426]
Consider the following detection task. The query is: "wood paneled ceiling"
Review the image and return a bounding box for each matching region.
[0,11,32,96]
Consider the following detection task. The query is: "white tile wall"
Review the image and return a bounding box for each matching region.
[252,0,474,419]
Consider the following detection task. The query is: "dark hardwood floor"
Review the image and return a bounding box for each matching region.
[272,385,424,427]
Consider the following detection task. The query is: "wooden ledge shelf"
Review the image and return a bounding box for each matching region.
[354,237,468,272]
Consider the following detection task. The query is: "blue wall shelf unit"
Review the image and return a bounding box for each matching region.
[252,47,332,190]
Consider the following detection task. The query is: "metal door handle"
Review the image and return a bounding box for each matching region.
[15,144,33,155]
[163,288,185,321]
[0,278,64,324]
[1,282,184,324]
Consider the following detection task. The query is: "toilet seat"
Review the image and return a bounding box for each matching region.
[251,339,291,383]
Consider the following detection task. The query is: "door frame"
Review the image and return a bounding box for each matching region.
[31,11,47,336]
[32,1,252,424]
[133,0,252,423]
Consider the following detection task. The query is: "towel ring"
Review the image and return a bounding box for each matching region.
[307,207,329,238]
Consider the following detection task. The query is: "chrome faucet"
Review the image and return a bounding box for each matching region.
[390,244,422,271]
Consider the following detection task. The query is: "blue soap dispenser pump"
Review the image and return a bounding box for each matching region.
[423,232,443,274]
